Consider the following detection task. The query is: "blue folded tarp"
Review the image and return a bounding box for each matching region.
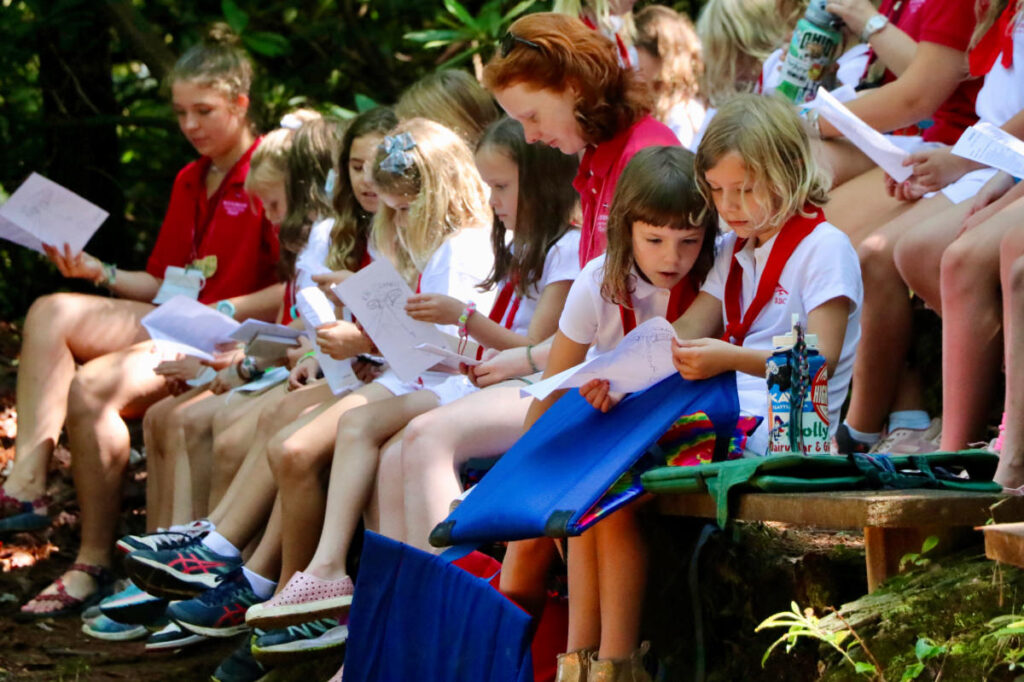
[430,372,740,547]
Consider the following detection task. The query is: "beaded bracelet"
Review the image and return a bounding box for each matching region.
[457,301,476,355]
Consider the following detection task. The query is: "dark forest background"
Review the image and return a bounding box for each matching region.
[0,0,700,321]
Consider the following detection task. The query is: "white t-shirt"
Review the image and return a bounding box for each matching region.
[559,253,680,360]
[418,225,497,337]
[498,230,582,337]
[295,216,333,292]
[665,99,708,150]
[975,20,1024,127]
[701,221,862,455]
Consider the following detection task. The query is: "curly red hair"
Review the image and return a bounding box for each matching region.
[482,12,651,146]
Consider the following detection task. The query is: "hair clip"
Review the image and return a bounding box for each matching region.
[324,168,337,196]
[280,113,303,130]
[380,132,417,174]
[499,32,540,58]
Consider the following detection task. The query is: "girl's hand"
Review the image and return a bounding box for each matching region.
[578,378,623,413]
[352,357,383,383]
[901,146,972,194]
[312,271,353,305]
[285,337,313,369]
[405,294,465,325]
[672,337,736,380]
[824,0,880,37]
[883,173,928,202]
[210,365,245,394]
[315,320,368,361]
[288,354,319,390]
[468,347,528,388]
[959,172,1020,236]
[41,243,105,282]
[154,354,202,383]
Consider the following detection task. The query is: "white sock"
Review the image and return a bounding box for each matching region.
[888,410,931,432]
[201,531,241,559]
[242,566,277,600]
[844,422,880,445]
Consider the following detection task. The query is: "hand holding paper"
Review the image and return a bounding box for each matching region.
[141,296,241,361]
[814,88,913,182]
[952,122,1024,179]
[522,318,679,400]
[294,286,361,395]
[0,173,109,254]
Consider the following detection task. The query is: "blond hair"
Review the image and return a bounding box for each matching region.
[244,109,320,192]
[972,0,1023,48]
[395,70,500,148]
[371,118,491,282]
[635,5,704,122]
[695,94,829,229]
[696,0,789,106]
[552,0,637,43]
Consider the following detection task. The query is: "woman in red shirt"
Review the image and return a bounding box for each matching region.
[10,28,281,617]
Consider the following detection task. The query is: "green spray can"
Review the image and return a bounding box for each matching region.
[776,0,843,104]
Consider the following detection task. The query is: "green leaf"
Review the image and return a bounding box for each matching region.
[242,32,291,57]
[221,0,249,34]
[921,535,939,554]
[900,662,925,680]
[504,0,539,22]
[444,0,479,30]
[404,29,464,44]
[354,93,378,113]
[915,637,946,662]
[854,661,877,676]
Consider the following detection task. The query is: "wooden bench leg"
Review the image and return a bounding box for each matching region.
[863,525,975,592]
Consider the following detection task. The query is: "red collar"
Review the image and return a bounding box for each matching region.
[970,1,1018,77]
[619,274,698,335]
[573,116,649,193]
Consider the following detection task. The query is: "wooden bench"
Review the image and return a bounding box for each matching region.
[982,521,1024,569]
[656,489,1024,591]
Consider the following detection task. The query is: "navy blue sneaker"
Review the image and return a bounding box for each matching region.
[125,539,241,599]
[251,617,348,665]
[211,638,267,682]
[145,620,208,652]
[116,519,212,555]
[168,569,267,638]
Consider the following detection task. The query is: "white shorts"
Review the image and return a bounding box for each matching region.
[372,369,478,406]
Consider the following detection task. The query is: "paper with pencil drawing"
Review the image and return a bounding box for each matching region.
[332,259,449,382]
[415,343,481,368]
[141,295,240,361]
[814,88,913,182]
[0,173,109,254]
[952,122,1024,179]
[294,287,360,395]
[521,317,679,400]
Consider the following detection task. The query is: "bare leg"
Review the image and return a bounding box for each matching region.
[500,538,558,618]
[845,196,952,434]
[566,532,600,652]
[246,498,283,581]
[594,506,647,660]
[7,294,151,505]
[824,167,916,247]
[394,385,531,551]
[998,219,1024,488]
[142,388,208,531]
[815,139,875,188]
[22,341,169,613]
[304,391,440,580]
[937,206,1015,449]
[267,383,393,584]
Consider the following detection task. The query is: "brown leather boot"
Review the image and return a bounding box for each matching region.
[587,642,652,682]
[555,648,594,682]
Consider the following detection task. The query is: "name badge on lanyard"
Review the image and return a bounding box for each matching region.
[152,265,207,304]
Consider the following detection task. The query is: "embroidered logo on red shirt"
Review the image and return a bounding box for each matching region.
[773,284,788,305]
[222,199,249,216]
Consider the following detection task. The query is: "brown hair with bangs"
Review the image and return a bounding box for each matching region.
[476,117,580,297]
[482,12,652,146]
[601,145,718,307]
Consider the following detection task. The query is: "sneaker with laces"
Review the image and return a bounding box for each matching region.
[125,539,242,599]
[211,638,267,682]
[100,580,168,625]
[251,617,348,665]
[116,519,214,555]
[145,620,208,651]
[167,569,267,638]
[869,418,942,455]
[82,613,150,642]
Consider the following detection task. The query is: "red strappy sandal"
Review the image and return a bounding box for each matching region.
[17,563,114,620]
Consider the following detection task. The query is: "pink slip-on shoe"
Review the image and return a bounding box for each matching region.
[244,571,353,630]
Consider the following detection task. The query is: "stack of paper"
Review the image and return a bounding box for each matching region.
[294,286,361,395]
[141,296,240,361]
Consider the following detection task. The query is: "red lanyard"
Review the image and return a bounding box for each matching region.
[721,206,824,345]
[970,1,1018,77]
[191,164,233,263]
[475,278,522,360]
[618,275,697,335]
[580,14,631,67]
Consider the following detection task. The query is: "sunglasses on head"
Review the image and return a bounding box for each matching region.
[499,32,540,58]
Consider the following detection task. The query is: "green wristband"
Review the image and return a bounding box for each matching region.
[301,350,317,360]
[525,344,540,374]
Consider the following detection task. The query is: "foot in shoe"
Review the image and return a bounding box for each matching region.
[145,620,208,651]
[869,418,942,455]
[245,571,354,629]
[19,564,111,618]
[167,568,267,638]
[124,540,241,599]
[117,520,213,555]
[251,617,348,665]
[100,580,168,625]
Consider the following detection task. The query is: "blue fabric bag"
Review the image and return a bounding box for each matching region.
[342,531,534,682]
[430,372,740,547]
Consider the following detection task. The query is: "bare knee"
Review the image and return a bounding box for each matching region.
[400,413,448,475]
[23,293,77,340]
[335,408,375,447]
[940,239,988,299]
[857,235,898,287]
[66,371,108,427]
[267,434,321,483]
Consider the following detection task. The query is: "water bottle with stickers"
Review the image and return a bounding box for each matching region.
[776,0,843,104]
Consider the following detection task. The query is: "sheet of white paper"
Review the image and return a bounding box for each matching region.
[230,319,304,345]
[295,248,332,279]
[0,214,44,252]
[333,260,449,382]
[232,366,290,393]
[952,122,1024,179]
[185,365,219,388]
[521,318,679,400]
[141,295,240,361]
[0,173,109,254]
[415,343,481,368]
[815,88,912,182]
[294,287,361,394]
[804,83,857,109]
